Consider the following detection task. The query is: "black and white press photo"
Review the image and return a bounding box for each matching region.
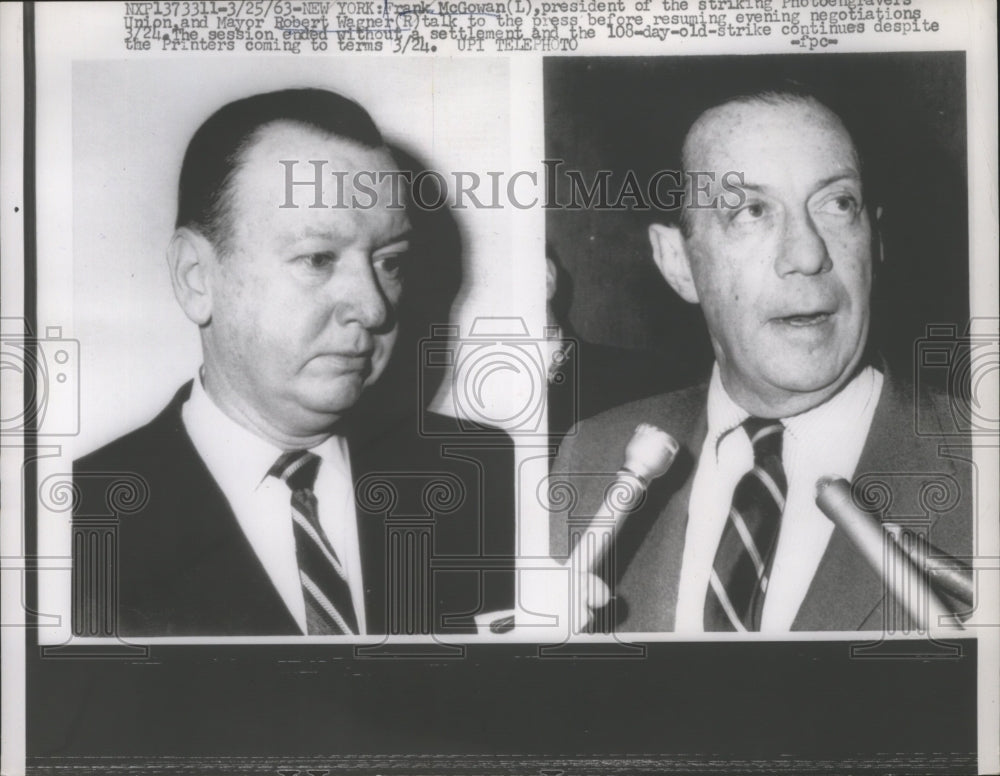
[544,54,981,636]
[36,57,530,641]
[3,3,997,774]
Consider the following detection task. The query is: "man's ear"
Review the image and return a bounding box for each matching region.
[166,227,216,326]
[648,222,699,303]
[545,257,557,302]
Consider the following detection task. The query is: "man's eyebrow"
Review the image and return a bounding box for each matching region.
[283,227,414,245]
[732,182,770,195]
[813,171,862,189]
[376,228,414,249]
[289,225,346,240]
[734,172,862,194]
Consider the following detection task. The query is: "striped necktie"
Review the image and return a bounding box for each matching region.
[270,450,359,636]
[704,417,787,632]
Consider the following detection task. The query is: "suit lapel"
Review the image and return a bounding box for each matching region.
[164,475,304,634]
[156,387,302,634]
[347,418,391,635]
[792,372,911,631]
[108,384,300,635]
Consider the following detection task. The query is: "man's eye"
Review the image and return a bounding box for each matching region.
[300,252,336,270]
[732,201,767,223]
[375,252,407,279]
[818,193,860,216]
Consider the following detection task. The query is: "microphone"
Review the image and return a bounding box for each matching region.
[882,522,973,608]
[484,424,679,637]
[568,423,679,575]
[815,476,960,630]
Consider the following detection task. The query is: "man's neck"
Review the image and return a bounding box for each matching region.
[720,368,864,421]
[200,367,335,451]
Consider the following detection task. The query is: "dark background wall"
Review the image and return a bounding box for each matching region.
[545,53,969,386]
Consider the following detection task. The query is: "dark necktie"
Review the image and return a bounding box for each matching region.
[704,417,787,631]
[270,450,359,635]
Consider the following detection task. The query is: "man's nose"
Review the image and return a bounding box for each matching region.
[332,254,391,331]
[775,209,833,276]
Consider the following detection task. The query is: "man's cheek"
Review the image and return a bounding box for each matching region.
[373,332,398,373]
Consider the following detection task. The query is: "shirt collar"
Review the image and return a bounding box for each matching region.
[705,363,882,457]
[782,365,881,450]
[705,364,751,455]
[184,372,343,494]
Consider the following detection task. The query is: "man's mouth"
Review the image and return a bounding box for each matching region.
[319,352,373,371]
[777,312,832,326]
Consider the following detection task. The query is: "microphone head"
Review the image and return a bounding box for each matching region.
[814,475,853,520]
[623,423,679,482]
[815,475,840,499]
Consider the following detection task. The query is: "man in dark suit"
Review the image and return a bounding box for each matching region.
[73,89,513,637]
[550,86,972,633]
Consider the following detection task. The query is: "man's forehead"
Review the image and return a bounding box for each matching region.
[242,120,397,177]
[232,121,405,213]
[683,98,860,175]
[222,121,409,246]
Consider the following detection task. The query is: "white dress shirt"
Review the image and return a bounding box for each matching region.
[675,364,884,632]
[181,374,366,635]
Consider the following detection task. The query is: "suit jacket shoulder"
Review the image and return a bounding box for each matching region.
[795,374,974,629]
[349,408,516,634]
[73,383,301,636]
[550,383,707,559]
[73,387,517,637]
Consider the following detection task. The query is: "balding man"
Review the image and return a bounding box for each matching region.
[551,86,972,633]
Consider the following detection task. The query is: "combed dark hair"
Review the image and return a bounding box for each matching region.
[176,88,384,250]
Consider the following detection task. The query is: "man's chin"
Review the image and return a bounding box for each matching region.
[767,361,858,406]
[296,379,367,416]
